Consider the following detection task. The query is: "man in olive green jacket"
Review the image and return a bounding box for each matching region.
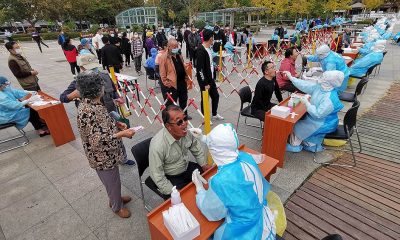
[5,41,41,91]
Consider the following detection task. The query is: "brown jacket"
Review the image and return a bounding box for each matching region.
[158,52,189,89]
[8,53,40,90]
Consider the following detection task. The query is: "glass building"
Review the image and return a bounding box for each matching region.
[196,12,230,25]
[115,7,158,27]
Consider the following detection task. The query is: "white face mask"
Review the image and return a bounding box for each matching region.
[15,48,23,55]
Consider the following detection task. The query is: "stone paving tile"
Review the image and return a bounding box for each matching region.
[26,143,77,168]
[54,167,102,204]
[10,206,91,240]
[0,169,51,210]
[0,186,68,239]
[39,151,89,182]
[93,199,150,240]
[71,185,138,231]
[0,155,37,185]
[82,233,99,240]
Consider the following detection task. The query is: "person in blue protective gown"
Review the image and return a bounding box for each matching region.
[144,47,158,70]
[306,44,350,92]
[350,41,385,78]
[0,76,49,136]
[283,71,344,152]
[189,123,278,240]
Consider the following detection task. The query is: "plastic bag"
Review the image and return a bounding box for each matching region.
[267,191,287,237]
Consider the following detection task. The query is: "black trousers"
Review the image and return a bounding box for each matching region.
[166,162,203,191]
[96,49,102,63]
[133,55,142,72]
[29,108,45,130]
[251,103,276,122]
[69,62,80,75]
[189,48,196,65]
[123,52,130,66]
[200,82,220,116]
[185,42,190,59]
[35,40,48,53]
[161,81,188,114]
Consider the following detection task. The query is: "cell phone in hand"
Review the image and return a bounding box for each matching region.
[130,125,144,132]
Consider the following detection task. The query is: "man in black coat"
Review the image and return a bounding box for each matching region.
[196,29,224,121]
[101,36,123,73]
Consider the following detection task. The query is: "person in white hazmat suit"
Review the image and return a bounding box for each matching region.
[283,70,344,153]
[189,123,279,240]
[306,45,350,92]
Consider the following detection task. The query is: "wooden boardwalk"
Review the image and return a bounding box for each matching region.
[355,82,400,163]
[283,83,400,239]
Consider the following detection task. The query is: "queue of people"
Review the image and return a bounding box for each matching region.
[2,16,394,240]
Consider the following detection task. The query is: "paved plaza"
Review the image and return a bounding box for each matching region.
[0,28,399,239]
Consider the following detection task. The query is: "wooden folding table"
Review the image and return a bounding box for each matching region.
[261,96,307,168]
[147,145,279,240]
[29,91,75,146]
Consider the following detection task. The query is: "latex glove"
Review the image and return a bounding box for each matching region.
[21,100,30,106]
[27,91,37,95]
[300,96,310,105]
[27,94,42,103]
[192,169,207,193]
[283,71,293,80]
[188,128,203,139]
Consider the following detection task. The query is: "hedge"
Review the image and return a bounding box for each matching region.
[11,32,82,42]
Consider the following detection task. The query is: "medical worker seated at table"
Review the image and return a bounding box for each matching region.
[0,76,49,136]
[306,44,349,92]
[283,71,344,153]
[350,41,386,78]
[189,123,279,240]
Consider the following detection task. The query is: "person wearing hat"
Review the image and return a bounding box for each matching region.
[145,31,155,59]
[189,123,278,240]
[0,76,49,136]
[283,70,344,153]
[5,41,41,91]
[79,38,94,55]
[306,45,350,92]
[76,71,136,218]
[59,54,136,166]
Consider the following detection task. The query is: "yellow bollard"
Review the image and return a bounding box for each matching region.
[202,90,213,165]
[247,37,252,69]
[109,66,131,117]
[218,44,223,82]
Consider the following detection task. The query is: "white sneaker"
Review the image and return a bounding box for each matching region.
[212,114,224,120]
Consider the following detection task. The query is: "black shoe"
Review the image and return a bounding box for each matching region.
[124,160,136,166]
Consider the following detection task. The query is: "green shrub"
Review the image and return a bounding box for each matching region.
[40,28,49,33]
[12,32,82,41]
[131,25,143,33]
[193,20,206,29]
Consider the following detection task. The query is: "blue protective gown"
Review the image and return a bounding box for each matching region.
[145,48,158,70]
[196,151,276,240]
[295,21,302,31]
[291,78,343,145]
[359,41,375,56]
[307,52,350,92]
[350,52,383,77]
[271,34,279,41]
[0,86,29,129]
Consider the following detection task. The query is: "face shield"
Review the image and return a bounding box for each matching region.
[319,70,344,91]
[316,45,330,60]
[201,123,239,166]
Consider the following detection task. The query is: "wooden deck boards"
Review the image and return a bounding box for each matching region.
[283,83,400,239]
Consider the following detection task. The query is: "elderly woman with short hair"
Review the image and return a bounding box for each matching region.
[76,71,135,218]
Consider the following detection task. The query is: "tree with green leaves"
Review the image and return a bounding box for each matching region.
[363,0,385,10]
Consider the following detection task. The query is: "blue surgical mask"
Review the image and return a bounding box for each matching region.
[171,48,180,54]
